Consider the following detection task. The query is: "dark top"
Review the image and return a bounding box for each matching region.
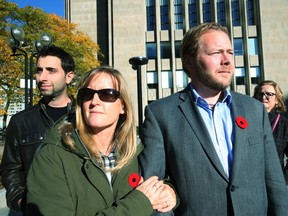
[268,109,288,184]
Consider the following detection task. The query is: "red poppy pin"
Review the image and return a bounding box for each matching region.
[235,116,248,129]
[128,173,141,188]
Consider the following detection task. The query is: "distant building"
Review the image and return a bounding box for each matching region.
[65,0,288,124]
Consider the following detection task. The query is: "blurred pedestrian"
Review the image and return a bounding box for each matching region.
[253,80,288,184]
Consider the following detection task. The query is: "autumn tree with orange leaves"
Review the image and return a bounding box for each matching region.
[0,0,101,128]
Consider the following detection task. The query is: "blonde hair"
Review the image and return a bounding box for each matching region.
[181,22,230,78]
[61,66,137,172]
[253,80,286,112]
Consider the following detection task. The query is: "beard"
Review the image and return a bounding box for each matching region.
[195,62,233,92]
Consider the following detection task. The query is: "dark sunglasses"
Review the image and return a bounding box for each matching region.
[256,92,276,99]
[78,88,120,103]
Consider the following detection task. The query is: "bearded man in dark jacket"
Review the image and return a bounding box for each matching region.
[0,45,75,214]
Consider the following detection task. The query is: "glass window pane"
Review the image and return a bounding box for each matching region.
[233,38,244,55]
[176,70,188,88]
[147,71,158,84]
[248,38,258,55]
[146,43,157,59]
[161,42,171,59]
[162,71,172,88]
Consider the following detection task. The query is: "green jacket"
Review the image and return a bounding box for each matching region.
[26,118,153,216]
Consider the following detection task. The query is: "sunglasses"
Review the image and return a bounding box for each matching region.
[78,88,120,103]
[256,92,276,99]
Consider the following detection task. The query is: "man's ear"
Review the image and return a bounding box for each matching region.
[66,71,75,85]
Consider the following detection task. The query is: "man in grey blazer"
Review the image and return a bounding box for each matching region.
[139,22,288,215]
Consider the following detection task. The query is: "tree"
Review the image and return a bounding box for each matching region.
[0,0,101,128]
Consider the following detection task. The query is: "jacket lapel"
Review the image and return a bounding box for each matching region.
[229,93,249,181]
[178,89,228,181]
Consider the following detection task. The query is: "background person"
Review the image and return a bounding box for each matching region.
[139,22,288,215]
[26,66,176,215]
[0,45,75,213]
[253,80,288,184]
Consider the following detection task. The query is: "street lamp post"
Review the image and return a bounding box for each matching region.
[129,56,149,134]
[9,27,52,108]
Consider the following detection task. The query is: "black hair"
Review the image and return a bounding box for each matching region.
[36,45,75,73]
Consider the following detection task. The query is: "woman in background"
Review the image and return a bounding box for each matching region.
[253,80,288,184]
[26,66,176,215]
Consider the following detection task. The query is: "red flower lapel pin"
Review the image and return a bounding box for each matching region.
[128,173,141,188]
[235,116,248,129]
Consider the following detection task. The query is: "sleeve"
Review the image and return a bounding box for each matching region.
[25,147,75,216]
[26,145,154,216]
[0,117,25,211]
[138,105,166,180]
[94,190,153,216]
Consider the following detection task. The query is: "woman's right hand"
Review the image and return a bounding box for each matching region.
[136,176,164,206]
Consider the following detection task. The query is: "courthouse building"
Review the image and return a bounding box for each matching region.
[65,0,288,124]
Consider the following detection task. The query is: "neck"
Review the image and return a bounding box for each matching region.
[45,94,71,108]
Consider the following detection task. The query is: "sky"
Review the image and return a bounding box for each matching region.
[8,0,65,17]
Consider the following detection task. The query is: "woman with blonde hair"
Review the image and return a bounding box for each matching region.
[253,80,288,184]
[26,66,176,215]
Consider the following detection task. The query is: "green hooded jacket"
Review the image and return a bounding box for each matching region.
[25,117,153,216]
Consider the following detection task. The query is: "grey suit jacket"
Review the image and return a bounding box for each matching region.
[139,86,288,216]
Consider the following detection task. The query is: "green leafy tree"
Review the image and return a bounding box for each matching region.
[0,0,101,128]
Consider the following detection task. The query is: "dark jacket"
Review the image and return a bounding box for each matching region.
[268,109,288,184]
[25,116,153,216]
[0,97,74,212]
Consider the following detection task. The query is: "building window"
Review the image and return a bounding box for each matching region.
[232,0,240,26]
[188,0,197,28]
[251,67,260,84]
[246,0,255,25]
[146,42,157,59]
[233,38,244,56]
[174,0,183,29]
[160,42,171,59]
[248,38,258,55]
[161,71,173,88]
[217,0,226,26]
[202,0,211,22]
[146,0,156,31]
[176,70,188,88]
[235,67,245,85]
[160,0,169,30]
[175,41,181,58]
[147,71,158,85]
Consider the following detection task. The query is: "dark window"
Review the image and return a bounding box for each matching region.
[233,38,244,56]
[174,0,183,29]
[202,0,211,22]
[247,0,255,25]
[232,0,240,26]
[146,42,157,59]
[217,0,226,26]
[175,41,181,58]
[188,0,197,28]
[161,42,171,59]
[160,0,169,30]
[146,0,156,31]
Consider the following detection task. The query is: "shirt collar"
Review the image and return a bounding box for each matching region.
[189,83,232,107]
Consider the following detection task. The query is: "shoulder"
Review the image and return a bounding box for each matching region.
[230,91,264,108]
[10,104,41,119]
[148,87,190,109]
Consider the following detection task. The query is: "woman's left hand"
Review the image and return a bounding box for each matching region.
[152,184,177,212]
